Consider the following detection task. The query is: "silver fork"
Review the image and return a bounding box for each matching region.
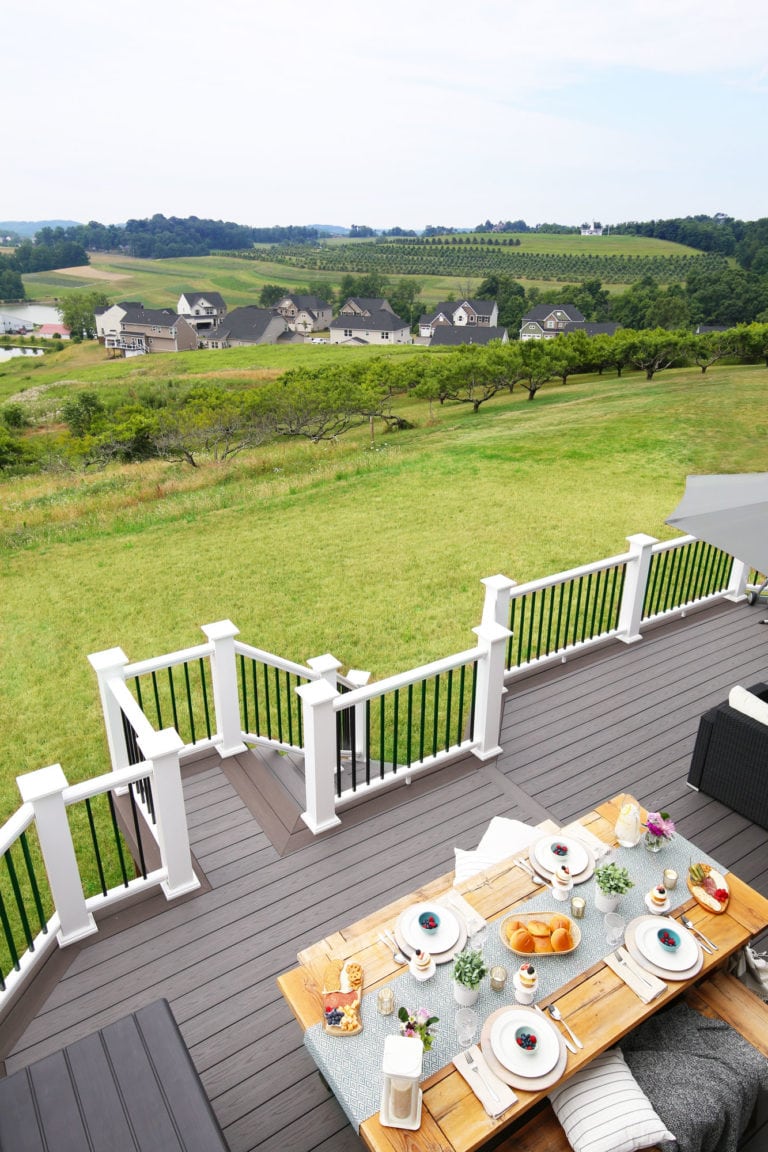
[465,1050,500,1103]
[614,949,663,996]
[680,914,717,952]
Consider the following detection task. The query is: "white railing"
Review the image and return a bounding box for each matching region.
[0,732,198,1020]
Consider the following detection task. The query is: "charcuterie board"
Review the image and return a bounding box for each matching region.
[687,862,729,914]
[322,959,364,1035]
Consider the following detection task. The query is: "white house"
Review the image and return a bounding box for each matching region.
[419,299,498,339]
[329,298,410,345]
[177,292,227,333]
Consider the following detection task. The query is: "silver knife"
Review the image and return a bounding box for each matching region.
[680,915,718,952]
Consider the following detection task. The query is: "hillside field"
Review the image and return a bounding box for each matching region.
[18,230,712,310]
[3,349,768,825]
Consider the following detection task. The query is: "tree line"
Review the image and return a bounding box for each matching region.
[4,323,768,475]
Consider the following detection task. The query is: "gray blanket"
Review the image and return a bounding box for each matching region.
[620,1002,768,1152]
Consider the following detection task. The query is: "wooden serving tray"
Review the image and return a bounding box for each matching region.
[322,959,364,1035]
[686,865,730,914]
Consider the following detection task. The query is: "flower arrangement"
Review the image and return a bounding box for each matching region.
[398,1006,438,1051]
[644,810,675,851]
[594,862,634,895]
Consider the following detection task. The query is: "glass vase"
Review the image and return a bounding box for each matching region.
[644,831,664,853]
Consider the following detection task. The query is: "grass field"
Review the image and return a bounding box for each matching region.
[18,231,706,312]
[4,351,768,828]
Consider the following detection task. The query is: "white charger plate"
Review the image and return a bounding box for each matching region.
[400,902,461,953]
[533,834,590,877]
[625,915,704,981]
[481,1006,567,1090]
[635,917,698,971]
[490,1008,560,1076]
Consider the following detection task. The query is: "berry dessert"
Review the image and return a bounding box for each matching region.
[649,884,668,908]
[515,1028,538,1051]
[551,842,569,857]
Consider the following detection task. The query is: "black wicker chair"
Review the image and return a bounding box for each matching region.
[687,682,768,831]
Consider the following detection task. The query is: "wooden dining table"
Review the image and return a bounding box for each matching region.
[277,796,768,1152]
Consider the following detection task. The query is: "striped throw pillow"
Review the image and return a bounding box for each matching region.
[548,1048,675,1152]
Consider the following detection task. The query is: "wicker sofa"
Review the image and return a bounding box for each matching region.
[687,681,768,830]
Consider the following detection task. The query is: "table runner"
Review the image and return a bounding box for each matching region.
[304,834,724,1131]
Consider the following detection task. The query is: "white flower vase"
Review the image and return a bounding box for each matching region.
[594,890,621,913]
[453,981,480,1007]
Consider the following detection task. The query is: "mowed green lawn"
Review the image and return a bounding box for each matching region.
[4,361,768,825]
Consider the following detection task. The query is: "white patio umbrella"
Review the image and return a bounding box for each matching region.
[665,472,768,576]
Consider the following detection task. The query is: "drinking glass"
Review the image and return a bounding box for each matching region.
[470,923,488,951]
[604,912,626,947]
[455,1008,478,1048]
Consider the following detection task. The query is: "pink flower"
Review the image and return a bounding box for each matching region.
[646,811,675,839]
[416,1008,430,1025]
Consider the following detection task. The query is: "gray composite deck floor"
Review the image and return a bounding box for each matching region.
[2,597,768,1152]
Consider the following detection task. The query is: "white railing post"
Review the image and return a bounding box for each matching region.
[347,669,372,758]
[296,680,342,834]
[138,728,200,899]
[726,558,750,602]
[16,765,97,946]
[88,647,131,771]
[307,653,342,686]
[201,620,247,757]
[471,621,512,760]
[617,534,657,644]
[481,574,516,627]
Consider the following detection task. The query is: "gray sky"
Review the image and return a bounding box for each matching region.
[4,0,768,229]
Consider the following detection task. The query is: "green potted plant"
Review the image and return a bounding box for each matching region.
[451,948,488,1005]
[594,862,634,912]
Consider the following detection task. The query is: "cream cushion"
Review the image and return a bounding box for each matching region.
[728,684,768,726]
[548,1048,675,1152]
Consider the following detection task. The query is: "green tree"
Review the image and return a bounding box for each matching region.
[157,387,273,465]
[58,291,109,339]
[620,329,686,380]
[519,341,554,399]
[61,391,106,437]
[258,284,290,307]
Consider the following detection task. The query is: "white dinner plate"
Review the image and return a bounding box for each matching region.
[634,917,698,971]
[490,1007,560,1077]
[400,902,460,953]
[533,835,589,877]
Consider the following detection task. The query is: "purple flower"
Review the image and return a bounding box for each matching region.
[646,811,675,839]
[415,1008,430,1025]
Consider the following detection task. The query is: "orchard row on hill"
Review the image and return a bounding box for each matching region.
[220,242,727,285]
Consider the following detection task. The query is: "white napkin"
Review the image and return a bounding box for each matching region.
[452,1045,517,1117]
[604,948,667,1003]
[560,820,612,860]
[454,817,540,884]
[439,889,487,936]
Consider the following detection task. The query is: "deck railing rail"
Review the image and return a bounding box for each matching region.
[0,737,198,1020]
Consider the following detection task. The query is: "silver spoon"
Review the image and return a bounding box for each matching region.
[547,1003,583,1049]
[383,928,410,964]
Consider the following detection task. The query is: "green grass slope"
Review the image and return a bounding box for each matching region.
[3,360,768,823]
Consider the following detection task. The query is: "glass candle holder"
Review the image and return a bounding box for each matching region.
[490,965,508,991]
[663,868,678,890]
[570,896,586,919]
[377,986,395,1015]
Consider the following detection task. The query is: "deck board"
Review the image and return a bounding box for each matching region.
[3,598,768,1152]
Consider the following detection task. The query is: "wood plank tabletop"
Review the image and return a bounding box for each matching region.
[277,796,768,1152]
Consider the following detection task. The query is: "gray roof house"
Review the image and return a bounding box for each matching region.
[95,301,144,343]
[419,299,499,338]
[273,295,332,334]
[519,305,586,340]
[177,292,227,333]
[338,297,396,318]
[105,307,198,356]
[329,300,410,345]
[202,306,288,348]
[429,326,509,347]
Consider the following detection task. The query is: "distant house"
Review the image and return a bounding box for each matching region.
[580,222,604,236]
[273,294,332,334]
[202,306,288,348]
[95,301,144,344]
[0,313,30,334]
[330,297,410,345]
[177,292,227,334]
[519,305,585,340]
[429,326,508,346]
[419,299,499,339]
[105,307,198,356]
[35,323,70,339]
